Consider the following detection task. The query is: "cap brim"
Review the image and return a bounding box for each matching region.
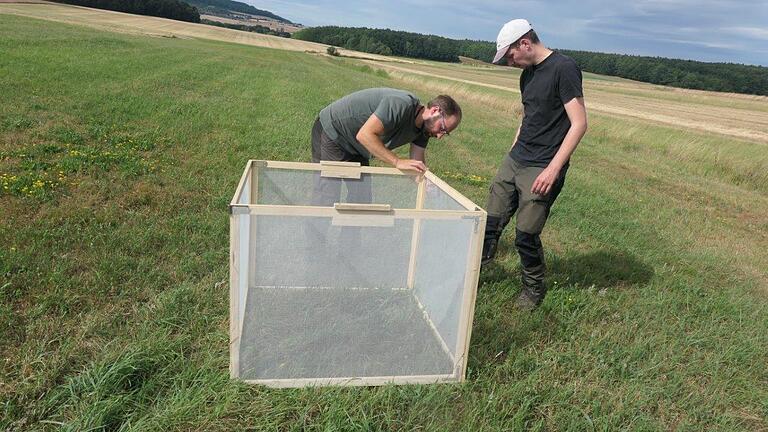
[492,44,510,64]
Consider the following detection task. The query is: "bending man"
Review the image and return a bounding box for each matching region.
[311,87,461,204]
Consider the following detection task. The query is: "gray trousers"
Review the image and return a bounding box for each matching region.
[310,118,371,206]
[486,154,568,292]
[308,118,371,259]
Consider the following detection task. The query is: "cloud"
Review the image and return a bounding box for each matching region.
[244,0,768,64]
[726,26,768,40]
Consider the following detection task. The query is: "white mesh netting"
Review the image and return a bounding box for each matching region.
[233,166,477,381]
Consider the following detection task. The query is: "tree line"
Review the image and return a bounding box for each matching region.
[559,49,768,96]
[293,26,463,62]
[293,26,768,96]
[51,0,200,23]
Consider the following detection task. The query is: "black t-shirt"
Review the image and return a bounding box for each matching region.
[510,51,583,167]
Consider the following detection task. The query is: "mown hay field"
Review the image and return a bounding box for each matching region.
[1,8,767,431]
[0,2,391,59]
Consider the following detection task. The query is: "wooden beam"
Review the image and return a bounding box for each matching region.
[333,203,394,227]
[247,161,260,302]
[406,175,425,289]
[320,160,361,167]
[230,204,483,220]
[333,203,391,212]
[243,373,458,388]
[251,285,411,291]
[250,160,260,206]
[261,160,417,176]
[230,160,253,207]
[229,213,240,379]
[320,170,362,179]
[413,292,454,364]
[455,213,487,380]
[320,160,363,178]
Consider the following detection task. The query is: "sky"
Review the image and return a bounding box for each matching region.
[247,0,768,66]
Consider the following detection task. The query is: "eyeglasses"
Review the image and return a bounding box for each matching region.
[439,111,450,137]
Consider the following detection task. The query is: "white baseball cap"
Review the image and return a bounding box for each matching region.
[493,19,533,64]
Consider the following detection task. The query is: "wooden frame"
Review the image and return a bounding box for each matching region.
[406,176,425,290]
[320,160,363,179]
[229,205,240,379]
[229,160,486,387]
[244,374,456,388]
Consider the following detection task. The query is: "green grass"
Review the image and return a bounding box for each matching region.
[1,14,767,431]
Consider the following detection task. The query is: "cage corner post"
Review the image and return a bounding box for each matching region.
[229,207,241,379]
[406,174,426,290]
[230,160,260,380]
[248,160,262,289]
[456,212,487,381]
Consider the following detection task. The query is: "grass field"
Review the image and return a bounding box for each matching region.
[1,10,767,432]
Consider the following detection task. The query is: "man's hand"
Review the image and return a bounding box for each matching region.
[395,158,427,173]
[531,166,559,195]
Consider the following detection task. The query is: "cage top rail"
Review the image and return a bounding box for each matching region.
[229,160,485,213]
[229,205,484,221]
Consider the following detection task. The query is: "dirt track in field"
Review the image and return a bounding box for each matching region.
[2,2,767,144]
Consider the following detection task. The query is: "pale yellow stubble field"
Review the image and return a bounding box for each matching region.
[0,2,390,58]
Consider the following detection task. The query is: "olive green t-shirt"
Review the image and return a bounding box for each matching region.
[319,88,429,159]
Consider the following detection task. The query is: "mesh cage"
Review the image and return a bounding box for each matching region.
[230,161,485,387]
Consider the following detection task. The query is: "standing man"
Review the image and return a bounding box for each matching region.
[311,87,461,205]
[482,19,588,310]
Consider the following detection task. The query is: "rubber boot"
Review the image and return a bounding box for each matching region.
[516,263,547,310]
[481,216,502,266]
[514,229,547,310]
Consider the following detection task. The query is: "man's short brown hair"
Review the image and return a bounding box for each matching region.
[427,95,462,119]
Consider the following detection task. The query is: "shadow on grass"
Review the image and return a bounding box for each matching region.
[479,249,655,290]
[548,250,655,289]
[470,250,655,375]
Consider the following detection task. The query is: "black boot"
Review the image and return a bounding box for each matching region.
[481,216,502,266]
[514,229,547,310]
[516,263,547,310]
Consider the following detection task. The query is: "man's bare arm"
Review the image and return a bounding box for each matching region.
[357,114,426,172]
[511,111,523,150]
[530,97,587,195]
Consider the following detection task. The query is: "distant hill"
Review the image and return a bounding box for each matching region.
[188,0,292,23]
[200,19,290,38]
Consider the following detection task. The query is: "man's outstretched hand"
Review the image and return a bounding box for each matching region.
[395,158,427,173]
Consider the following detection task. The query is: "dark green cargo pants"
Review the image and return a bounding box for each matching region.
[485,154,568,300]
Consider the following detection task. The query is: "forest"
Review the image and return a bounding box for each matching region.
[294,26,768,96]
[51,0,200,22]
